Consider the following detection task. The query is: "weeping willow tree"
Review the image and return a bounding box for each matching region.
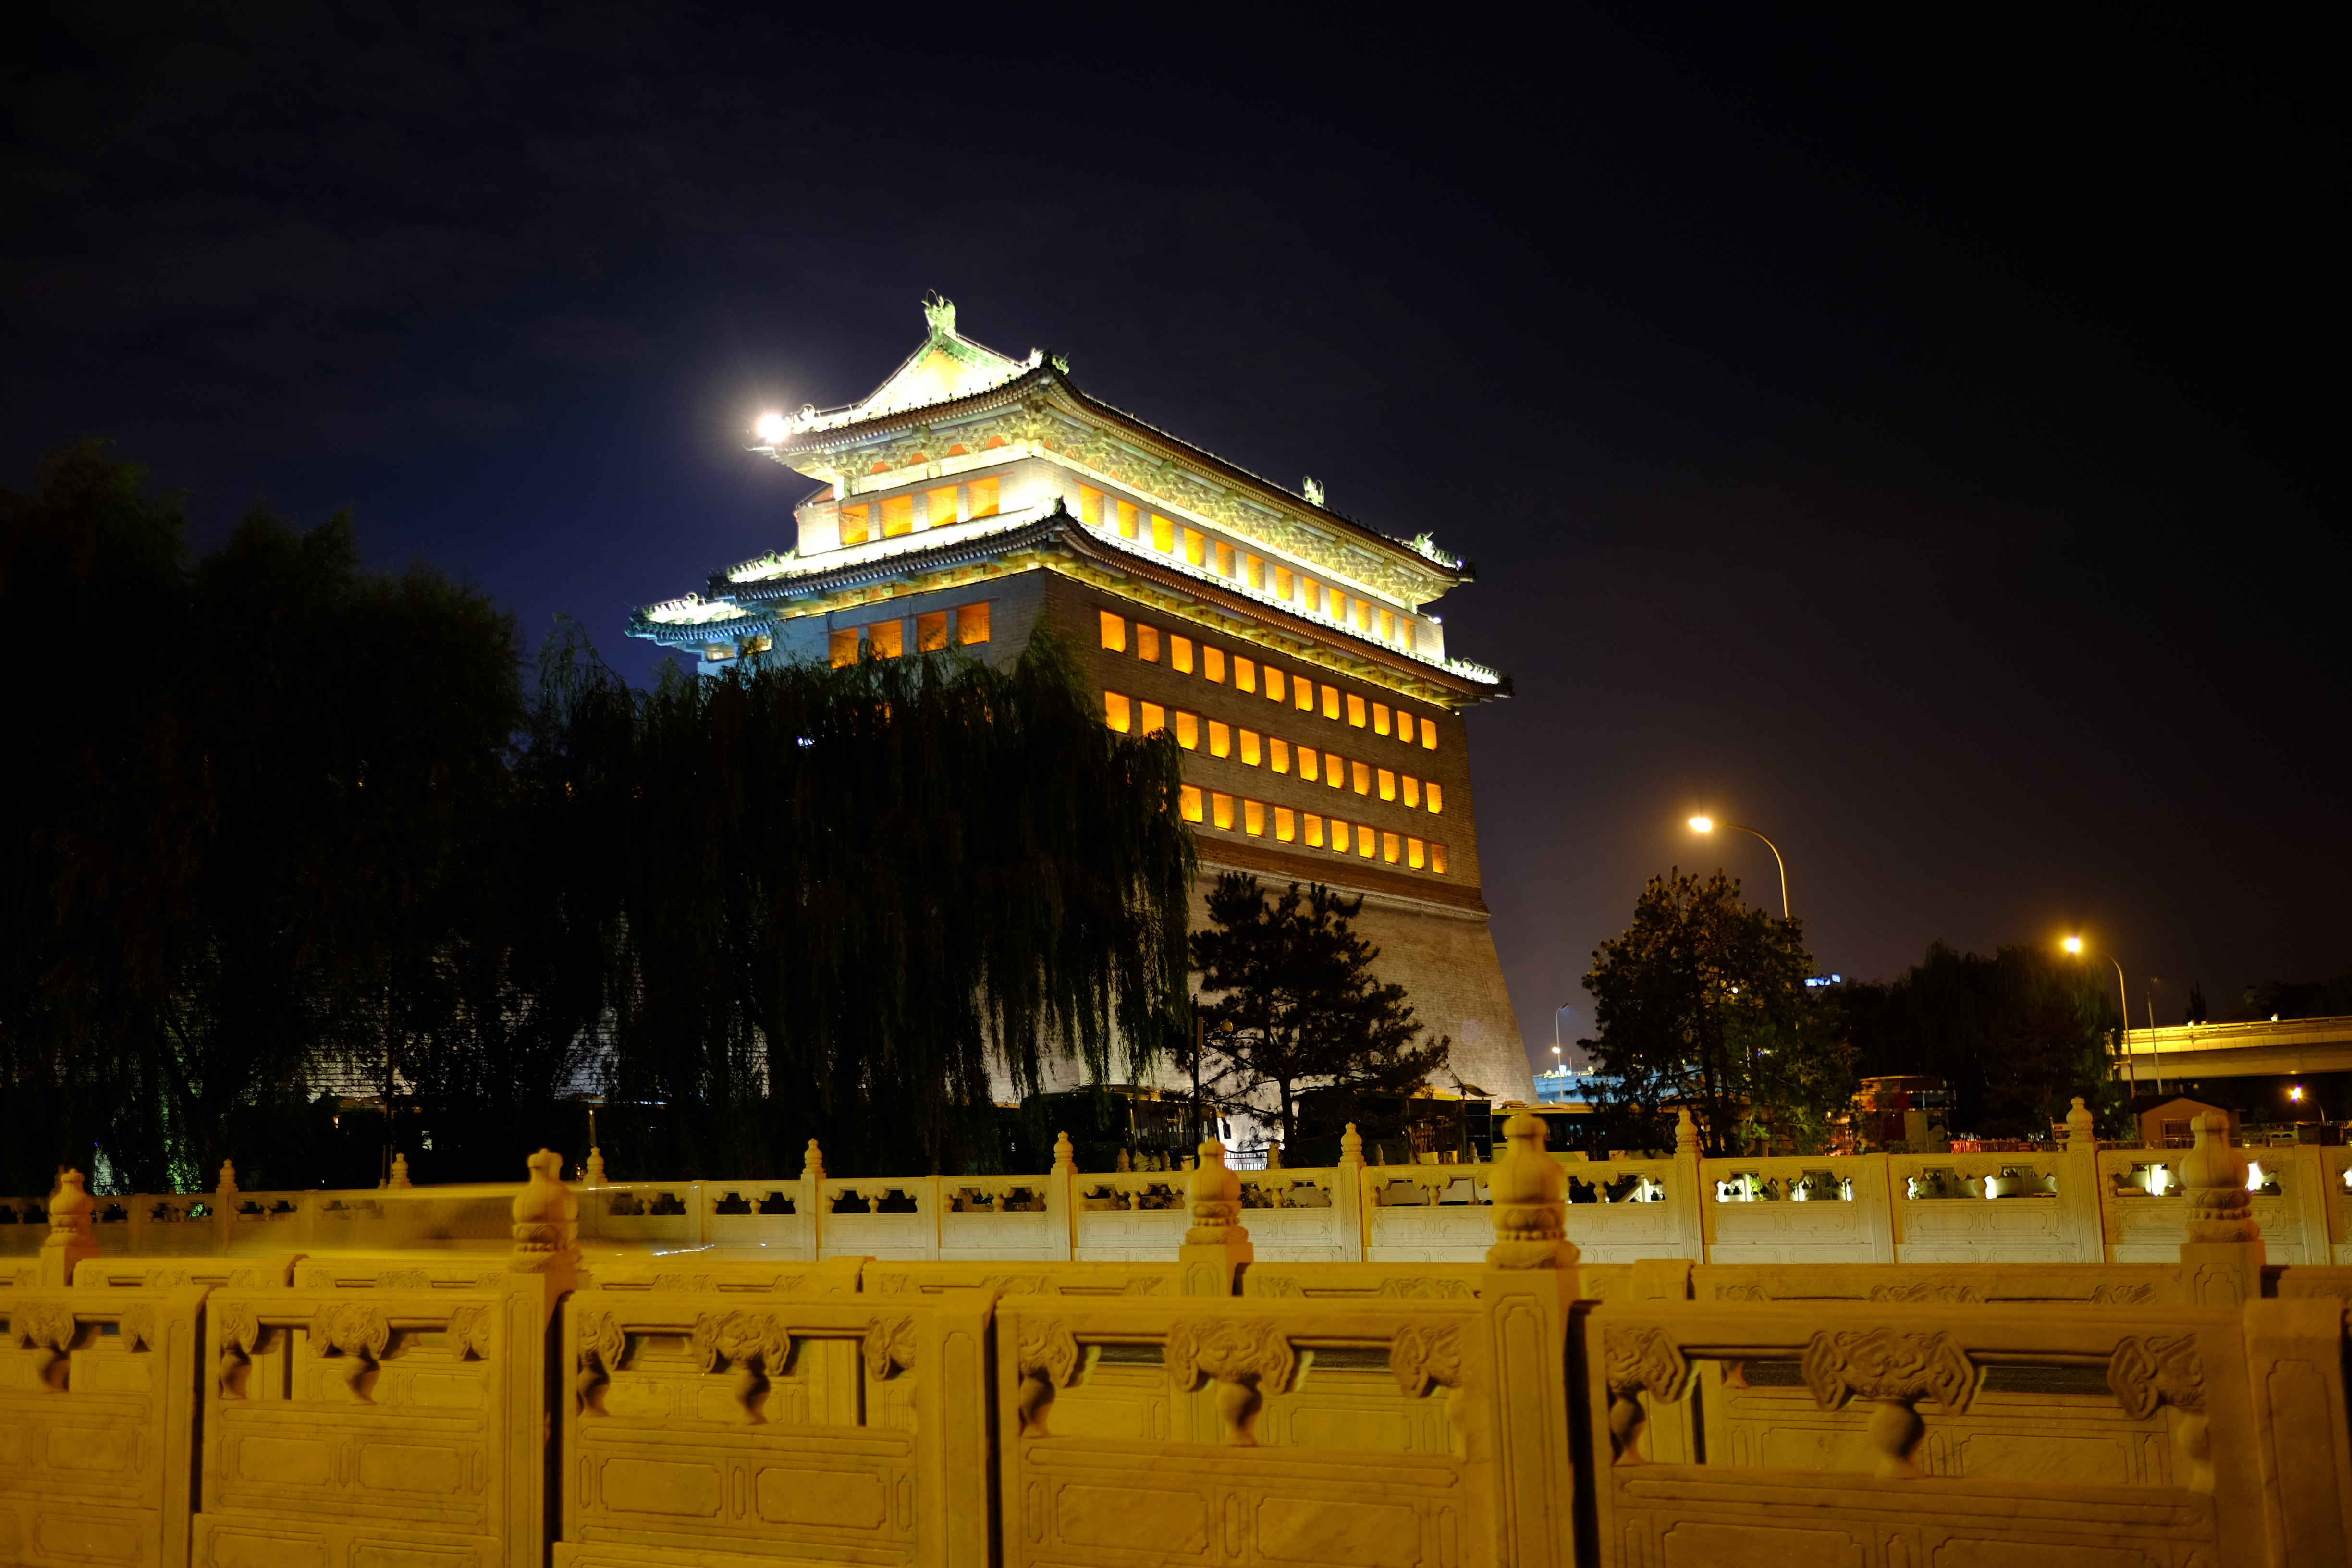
[529,620,1194,1176]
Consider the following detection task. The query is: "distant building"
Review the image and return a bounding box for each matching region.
[1850,1074,1951,1152]
[629,298,1533,1103]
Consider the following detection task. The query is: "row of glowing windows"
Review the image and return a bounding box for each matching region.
[1104,693,1443,815]
[827,602,992,665]
[1180,787,1448,872]
[1099,612,1437,751]
[837,478,1002,546]
[1078,486,1416,649]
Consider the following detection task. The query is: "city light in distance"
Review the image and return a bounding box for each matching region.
[1689,816,1714,833]
[754,411,789,443]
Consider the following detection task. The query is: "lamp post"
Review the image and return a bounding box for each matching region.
[1688,816,1790,919]
[2064,936,2151,1097]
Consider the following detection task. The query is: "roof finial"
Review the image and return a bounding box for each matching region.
[922,291,956,339]
[1301,476,1324,507]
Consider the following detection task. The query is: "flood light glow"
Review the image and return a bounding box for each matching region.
[1689,816,1714,833]
[754,411,789,443]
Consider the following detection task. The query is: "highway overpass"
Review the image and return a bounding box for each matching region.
[2116,1014,2352,1081]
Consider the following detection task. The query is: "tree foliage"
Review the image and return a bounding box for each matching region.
[1580,868,1851,1156]
[1188,874,1447,1147]
[0,444,1195,1191]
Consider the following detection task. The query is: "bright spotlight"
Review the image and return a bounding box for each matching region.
[2062,936,2083,954]
[1689,816,1714,833]
[753,411,789,444]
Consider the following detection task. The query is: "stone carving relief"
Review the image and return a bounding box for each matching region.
[863,1315,917,1383]
[8,1299,78,1391]
[217,1300,267,1398]
[1801,1328,1975,1479]
[1603,1326,1691,1464]
[2090,1282,2158,1307]
[2110,1333,2210,1490]
[574,1309,626,1416]
[1380,1277,1476,1300]
[1014,1320,1081,1437]
[1165,1318,1297,1446]
[1867,1282,1984,1304]
[445,1302,496,1361]
[308,1302,392,1401]
[691,1310,793,1422]
[118,1303,158,1353]
[1389,1323,1466,1398]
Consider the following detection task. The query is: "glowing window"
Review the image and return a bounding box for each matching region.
[1275,806,1295,843]
[1398,616,1415,649]
[1421,722,1437,752]
[1244,799,1265,837]
[1265,668,1286,703]
[1397,711,1416,744]
[1215,542,1234,577]
[1269,738,1290,773]
[1295,678,1315,712]
[1239,729,1261,766]
[840,505,870,546]
[1298,748,1319,783]
[1079,485,1103,525]
[1328,591,1346,624]
[1235,656,1256,694]
[1180,785,1202,822]
[1175,711,1199,750]
[1347,694,1367,728]
[1378,768,1396,802]
[1379,609,1395,641]
[1373,703,1391,736]
[829,629,859,668]
[1357,824,1375,858]
[1141,701,1165,735]
[1321,685,1340,720]
[1184,528,1206,566]
[1408,836,1426,870]
[955,601,990,644]
[1117,500,1139,539]
[1137,625,1161,663]
[1211,792,1234,830]
[1208,720,1230,759]
[1300,577,1319,612]
[870,620,904,658]
[1354,598,1372,633]
[1152,514,1174,552]
[1204,646,1226,684]
[1403,775,1420,808]
[1245,554,1264,589]
[1276,566,1295,599]
[1100,612,1126,652]
[968,477,1000,518]
[882,494,914,537]
[1304,813,1325,848]
[1431,843,1449,874]
[1104,692,1132,732]
[1351,760,1370,795]
[916,610,948,652]
[1427,783,1444,815]
[1382,832,1400,864]
[1329,817,1348,853]
[1324,753,1345,789]
[1171,635,1194,674]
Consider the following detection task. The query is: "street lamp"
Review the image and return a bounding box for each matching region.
[1688,816,1790,919]
[2064,935,2154,1096]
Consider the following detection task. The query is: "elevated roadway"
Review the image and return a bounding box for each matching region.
[2115,1014,2352,1081]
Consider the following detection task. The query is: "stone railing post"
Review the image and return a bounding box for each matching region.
[39,1168,100,1286]
[2179,1109,2262,1305]
[214,1159,238,1250]
[1047,1131,1078,1261]
[1333,1122,1368,1262]
[1672,1107,1708,1262]
[388,1152,413,1189]
[509,1148,580,1302]
[1178,1139,1253,1297]
[2058,1095,2107,1261]
[1487,1107,1580,1313]
[1482,1106,1579,1566]
[583,1147,606,1187]
[801,1139,826,1262]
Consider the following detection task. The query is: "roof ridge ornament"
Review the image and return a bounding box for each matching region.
[1301,476,1325,507]
[921,291,956,340]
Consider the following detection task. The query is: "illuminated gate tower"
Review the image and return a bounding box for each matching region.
[632,297,1532,1105]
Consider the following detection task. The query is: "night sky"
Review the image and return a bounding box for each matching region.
[5,8,2342,1074]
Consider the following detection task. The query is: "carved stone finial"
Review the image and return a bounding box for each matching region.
[921,291,956,339]
[510,1149,579,1274]
[1487,1109,1572,1271]
[217,1159,239,1197]
[2180,1111,2256,1243]
[39,1168,101,1286]
[1116,1148,1132,1174]
[1339,1123,1365,1167]
[388,1153,412,1189]
[801,1139,825,1186]
[583,1148,606,1187]
[2065,1096,2097,1149]
[1051,1132,1077,1176]
[1266,1141,1283,1170]
[1674,1108,1702,1157]
[1186,1141,1244,1244]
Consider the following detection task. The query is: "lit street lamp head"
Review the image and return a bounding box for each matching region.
[2062,935,2083,954]
[1689,816,1714,833]
[753,411,789,444]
